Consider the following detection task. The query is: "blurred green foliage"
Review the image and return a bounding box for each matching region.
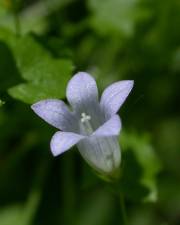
[0,0,180,225]
[0,99,5,106]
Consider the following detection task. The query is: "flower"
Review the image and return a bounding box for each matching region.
[31,72,134,177]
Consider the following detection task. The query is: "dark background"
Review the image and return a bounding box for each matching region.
[0,0,180,224]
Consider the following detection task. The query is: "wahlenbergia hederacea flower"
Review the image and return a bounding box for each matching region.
[31,72,133,178]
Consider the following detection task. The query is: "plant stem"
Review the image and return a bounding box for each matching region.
[110,181,128,225]
[119,192,128,225]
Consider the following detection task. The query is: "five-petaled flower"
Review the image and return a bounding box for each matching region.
[31,72,134,177]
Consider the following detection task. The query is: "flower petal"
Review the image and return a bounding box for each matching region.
[92,114,121,137]
[31,99,77,131]
[66,72,99,112]
[50,131,84,156]
[100,80,134,119]
[78,136,121,174]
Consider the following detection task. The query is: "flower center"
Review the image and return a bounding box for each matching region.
[80,112,93,135]
[81,112,91,123]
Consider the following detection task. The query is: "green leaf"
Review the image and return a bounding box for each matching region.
[0,205,23,225]
[0,1,8,15]
[0,40,21,91]
[88,0,150,37]
[0,0,75,34]
[0,28,74,104]
[120,131,162,202]
[0,189,41,225]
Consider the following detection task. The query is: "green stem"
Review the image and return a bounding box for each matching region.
[110,180,128,225]
[119,192,128,225]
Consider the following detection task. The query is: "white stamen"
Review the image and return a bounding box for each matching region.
[81,112,91,123]
[80,112,93,135]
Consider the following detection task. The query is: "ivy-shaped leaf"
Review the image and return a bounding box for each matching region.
[120,131,162,202]
[0,28,74,104]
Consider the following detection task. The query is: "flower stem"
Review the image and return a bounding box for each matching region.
[119,192,128,225]
[110,180,128,225]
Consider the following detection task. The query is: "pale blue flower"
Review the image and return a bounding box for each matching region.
[31,72,134,176]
